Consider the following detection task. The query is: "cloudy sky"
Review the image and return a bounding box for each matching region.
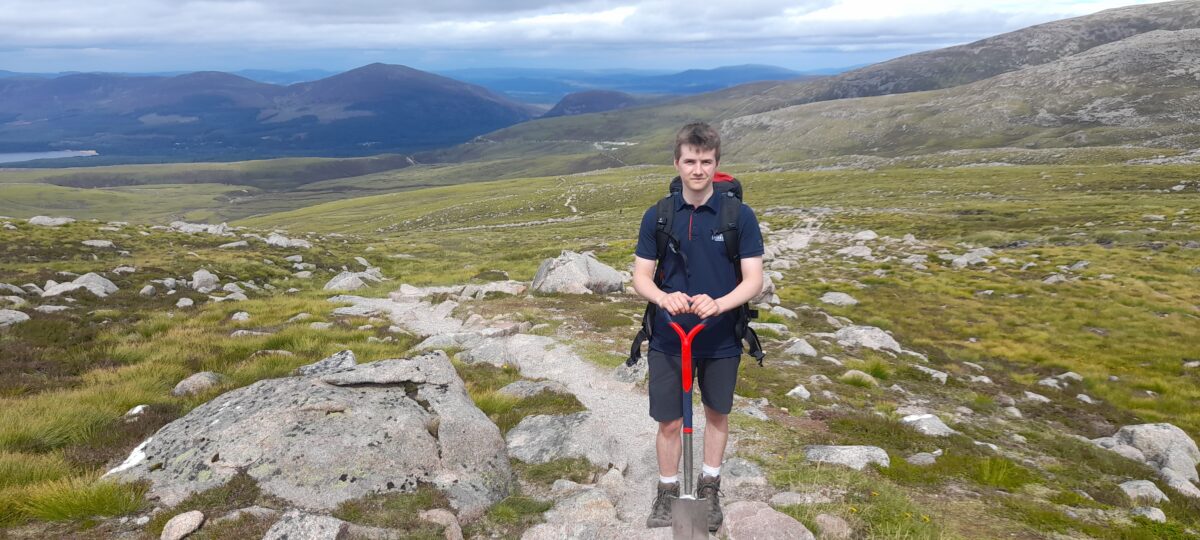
[0,0,1165,73]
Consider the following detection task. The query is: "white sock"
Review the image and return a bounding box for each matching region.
[702,463,721,477]
[660,475,679,484]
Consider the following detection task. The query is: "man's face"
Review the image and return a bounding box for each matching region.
[674,145,719,193]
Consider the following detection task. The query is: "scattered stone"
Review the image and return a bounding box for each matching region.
[0,309,30,328]
[171,372,223,397]
[820,292,858,306]
[285,255,304,263]
[906,452,938,466]
[82,239,115,249]
[1043,274,1068,285]
[42,273,119,298]
[901,414,959,436]
[750,322,789,335]
[722,501,816,540]
[1077,394,1098,404]
[35,305,69,313]
[1130,507,1167,523]
[191,269,219,292]
[1120,480,1169,504]
[769,488,844,507]
[1023,391,1051,403]
[230,329,271,337]
[771,305,797,319]
[261,510,345,540]
[28,216,75,227]
[288,313,312,323]
[836,245,872,259]
[160,510,205,540]
[1143,215,1166,222]
[218,240,249,249]
[0,283,24,295]
[963,361,985,372]
[912,365,948,384]
[175,298,194,308]
[266,233,312,249]
[530,250,624,294]
[309,321,333,330]
[810,374,832,385]
[968,375,993,385]
[852,230,878,241]
[231,311,250,322]
[833,325,901,352]
[813,513,853,540]
[804,445,889,470]
[1003,407,1023,419]
[839,370,878,387]
[786,385,811,400]
[323,269,386,291]
[497,380,570,399]
[170,221,232,236]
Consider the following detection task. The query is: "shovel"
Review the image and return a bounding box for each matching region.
[667,316,711,539]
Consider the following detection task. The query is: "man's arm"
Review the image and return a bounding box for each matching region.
[690,257,764,319]
[632,256,692,315]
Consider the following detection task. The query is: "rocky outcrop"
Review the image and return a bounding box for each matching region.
[722,501,816,540]
[531,251,624,295]
[805,445,889,470]
[0,309,30,328]
[323,268,386,291]
[106,350,512,520]
[41,273,119,298]
[1093,423,1200,498]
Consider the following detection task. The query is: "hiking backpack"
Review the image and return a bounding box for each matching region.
[626,172,766,367]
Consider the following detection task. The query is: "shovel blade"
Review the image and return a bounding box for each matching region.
[671,496,709,539]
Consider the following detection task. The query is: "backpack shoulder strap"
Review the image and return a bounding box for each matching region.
[653,195,675,278]
[716,190,742,269]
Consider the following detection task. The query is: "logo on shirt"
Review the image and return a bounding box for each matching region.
[711,232,725,242]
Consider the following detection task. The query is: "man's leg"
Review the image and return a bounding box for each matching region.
[657,417,684,476]
[702,405,729,468]
[696,355,740,532]
[646,350,683,528]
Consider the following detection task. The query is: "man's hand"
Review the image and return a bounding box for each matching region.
[689,294,721,319]
[658,291,692,316]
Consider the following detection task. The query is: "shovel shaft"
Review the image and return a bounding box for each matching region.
[682,431,694,495]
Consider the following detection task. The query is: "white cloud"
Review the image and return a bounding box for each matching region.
[0,0,1170,70]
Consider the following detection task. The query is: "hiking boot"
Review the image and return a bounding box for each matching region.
[697,474,723,532]
[645,481,679,528]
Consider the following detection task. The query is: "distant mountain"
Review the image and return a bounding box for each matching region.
[541,90,646,118]
[620,64,809,94]
[233,69,337,85]
[440,65,817,105]
[0,63,539,159]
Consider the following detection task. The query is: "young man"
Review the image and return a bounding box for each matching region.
[632,122,764,531]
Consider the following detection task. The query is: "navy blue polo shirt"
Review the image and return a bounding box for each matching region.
[635,190,764,358]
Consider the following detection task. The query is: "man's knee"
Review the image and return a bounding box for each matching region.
[703,405,729,424]
[658,418,683,434]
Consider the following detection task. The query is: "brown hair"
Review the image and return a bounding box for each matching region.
[673,122,721,162]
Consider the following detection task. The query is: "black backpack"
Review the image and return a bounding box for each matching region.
[626,174,766,367]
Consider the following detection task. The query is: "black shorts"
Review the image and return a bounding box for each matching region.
[647,349,741,422]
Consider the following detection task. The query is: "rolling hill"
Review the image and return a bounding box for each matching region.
[0,63,539,159]
[423,0,1200,173]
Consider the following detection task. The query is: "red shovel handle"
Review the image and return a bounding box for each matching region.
[667,321,706,393]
